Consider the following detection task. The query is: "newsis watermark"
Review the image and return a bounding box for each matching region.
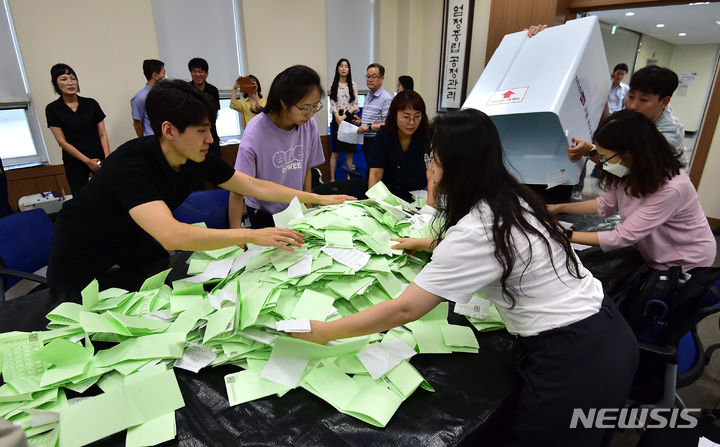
[570,408,700,429]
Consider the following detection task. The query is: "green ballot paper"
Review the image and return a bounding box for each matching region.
[58,365,184,447]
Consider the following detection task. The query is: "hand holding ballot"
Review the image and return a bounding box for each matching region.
[338,121,365,145]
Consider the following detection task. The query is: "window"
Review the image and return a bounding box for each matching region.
[0,0,45,168]
[0,108,34,158]
[217,98,242,144]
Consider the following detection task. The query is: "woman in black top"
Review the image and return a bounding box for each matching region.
[367,90,434,205]
[45,63,110,194]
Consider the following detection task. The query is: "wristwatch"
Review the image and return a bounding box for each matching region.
[564,228,574,239]
[588,144,597,158]
[366,124,372,132]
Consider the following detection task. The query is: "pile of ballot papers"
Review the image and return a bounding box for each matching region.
[0,182,505,446]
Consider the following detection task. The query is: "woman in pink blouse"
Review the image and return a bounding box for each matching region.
[549,110,716,272]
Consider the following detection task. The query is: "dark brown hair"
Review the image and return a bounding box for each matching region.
[384,90,429,135]
[430,109,583,307]
[50,63,78,95]
[259,65,323,117]
[329,58,355,104]
[594,109,682,198]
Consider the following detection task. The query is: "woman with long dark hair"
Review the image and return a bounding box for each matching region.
[328,58,358,181]
[294,109,638,446]
[228,65,328,229]
[45,63,111,194]
[549,109,715,271]
[367,90,432,204]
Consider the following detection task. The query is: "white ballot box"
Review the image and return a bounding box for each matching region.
[462,16,610,186]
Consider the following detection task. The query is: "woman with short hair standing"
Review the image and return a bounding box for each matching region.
[45,63,110,194]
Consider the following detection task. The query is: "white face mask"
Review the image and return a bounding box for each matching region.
[602,159,630,177]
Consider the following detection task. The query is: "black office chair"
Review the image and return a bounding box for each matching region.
[0,209,55,301]
[312,178,368,199]
[627,268,720,409]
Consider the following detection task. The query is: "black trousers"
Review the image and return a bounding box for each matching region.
[47,218,169,303]
[63,157,94,194]
[504,297,639,447]
[246,205,275,229]
[527,184,575,204]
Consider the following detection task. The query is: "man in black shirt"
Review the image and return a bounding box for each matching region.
[47,79,353,303]
[188,58,221,158]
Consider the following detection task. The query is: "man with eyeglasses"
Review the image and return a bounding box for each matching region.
[353,63,393,174]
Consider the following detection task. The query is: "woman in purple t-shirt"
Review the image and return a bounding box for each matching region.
[228,65,327,229]
[549,110,716,272]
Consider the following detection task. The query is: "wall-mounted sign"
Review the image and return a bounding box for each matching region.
[437,0,474,112]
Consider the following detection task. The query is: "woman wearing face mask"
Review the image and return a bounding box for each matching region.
[45,63,110,194]
[367,90,434,206]
[548,110,715,272]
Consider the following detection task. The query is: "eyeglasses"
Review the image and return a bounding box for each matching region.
[424,153,435,169]
[598,153,619,165]
[589,146,619,165]
[365,74,382,79]
[294,101,324,115]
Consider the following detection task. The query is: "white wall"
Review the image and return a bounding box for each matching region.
[8,0,159,166]
[599,22,640,74]
[698,116,720,220]
[466,0,492,101]
[636,34,674,69]
[375,0,490,121]
[668,44,719,132]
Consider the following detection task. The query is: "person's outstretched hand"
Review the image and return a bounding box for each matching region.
[248,227,304,251]
[315,194,356,206]
[390,237,433,254]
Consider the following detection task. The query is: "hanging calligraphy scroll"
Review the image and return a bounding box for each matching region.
[437,0,474,112]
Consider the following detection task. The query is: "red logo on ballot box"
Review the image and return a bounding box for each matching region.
[487,87,528,106]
